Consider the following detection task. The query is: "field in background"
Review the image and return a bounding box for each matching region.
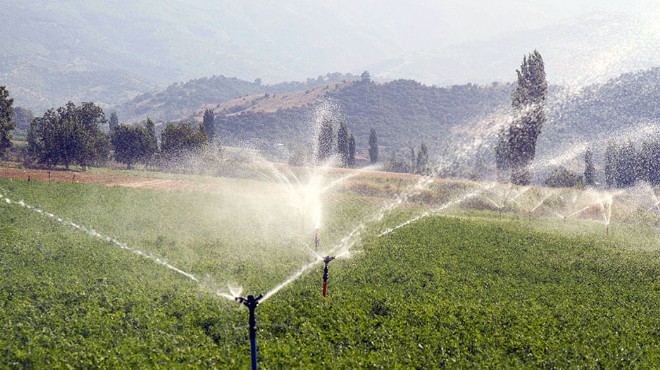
[0,166,659,367]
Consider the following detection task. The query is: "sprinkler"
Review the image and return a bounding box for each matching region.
[314,228,320,252]
[235,294,264,370]
[322,256,335,297]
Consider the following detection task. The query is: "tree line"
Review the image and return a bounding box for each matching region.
[0,86,220,171]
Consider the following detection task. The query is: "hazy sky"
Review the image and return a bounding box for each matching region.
[333,0,654,51]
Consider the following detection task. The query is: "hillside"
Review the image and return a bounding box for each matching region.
[213,79,514,155]
[117,73,357,122]
[205,68,659,173]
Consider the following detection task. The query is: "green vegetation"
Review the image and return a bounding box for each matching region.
[1,174,659,367]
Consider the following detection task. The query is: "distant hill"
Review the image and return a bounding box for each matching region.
[117,73,358,122]
[207,68,659,171]
[213,79,514,155]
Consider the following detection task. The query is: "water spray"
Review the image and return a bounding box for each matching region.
[235,294,264,370]
[314,228,320,252]
[322,256,335,297]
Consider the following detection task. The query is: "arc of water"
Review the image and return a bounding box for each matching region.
[1,194,201,283]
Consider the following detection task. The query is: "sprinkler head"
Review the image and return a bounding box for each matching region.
[323,256,335,265]
[236,294,264,309]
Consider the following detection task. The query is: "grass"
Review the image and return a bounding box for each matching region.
[0,172,659,368]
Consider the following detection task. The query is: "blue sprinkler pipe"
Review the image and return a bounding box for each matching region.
[235,294,263,370]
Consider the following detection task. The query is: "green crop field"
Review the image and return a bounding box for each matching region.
[1,173,659,368]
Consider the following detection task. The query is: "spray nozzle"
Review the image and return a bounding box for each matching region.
[236,294,264,309]
[323,256,335,264]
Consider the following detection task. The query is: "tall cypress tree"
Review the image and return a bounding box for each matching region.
[348,133,356,167]
[584,147,595,186]
[368,128,378,163]
[317,119,334,162]
[604,142,617,188]
[109,112,119,133]
[495,127,510,182]
[508,50,547,185]
[416,142,429,175]
[0,86,16,153]
[337,121,349,166]
[202,108,216,143]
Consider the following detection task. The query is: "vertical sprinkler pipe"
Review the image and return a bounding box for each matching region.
[322,256,335,297]
[314,228,320,252]
[236,294,263,370]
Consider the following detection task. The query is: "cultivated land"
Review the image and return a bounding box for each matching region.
[0,165,659,368]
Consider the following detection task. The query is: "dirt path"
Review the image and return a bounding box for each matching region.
[0,163,193,191]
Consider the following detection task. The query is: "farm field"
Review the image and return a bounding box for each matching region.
[0,169,659,368]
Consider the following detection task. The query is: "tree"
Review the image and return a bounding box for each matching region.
[111,124,149,169]
[144,117,158,162]
[109,112,119,133]
[160,122,208,160]
[508,50,547,185]
[368,128,379,163]
[28,101,109,169]
[604,142,617,188]
[584,147,595,186]
[0,86,16,153]
[202,108,216,143]
[348,133,356,167]
[317,118,334,162]
[409,147,416,174]
[360,71,371,83]
[648,141,660,186]
[337,121,349,166]
[495,127,510,182]
[13,107,33,131]
[545,166,583,188]
[615,142,637,188]
[416,142,429,174]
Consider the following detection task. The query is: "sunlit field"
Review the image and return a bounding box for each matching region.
[1,165,659,367]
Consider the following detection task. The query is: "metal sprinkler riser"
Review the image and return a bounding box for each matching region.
[322,256,335,297]
[235,294,264,370]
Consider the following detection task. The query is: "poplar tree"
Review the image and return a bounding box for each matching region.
[368,128,378,163]
[348,133,356,167]
[508,50,547,185]
[584,147,595,186]
[202,108,216,143]
[0,86,16,153]
[317,119,334,162]
[337,121,349,166]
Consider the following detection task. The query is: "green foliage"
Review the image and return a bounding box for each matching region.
[317,118,334,162]
[0,85,16,153]
[337,121,349,166]
[416,142,429,175]
[508,50,547,185]
[27,101,109,169]
[109,112,119,133]
[202,108,216,143]
[160,122,208,161]
[584,147,595,186]
[111,124,151,169]
[0,176,659,367]
[348,134,356,168]
[544,166,583,188]
[368,128,378,163]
